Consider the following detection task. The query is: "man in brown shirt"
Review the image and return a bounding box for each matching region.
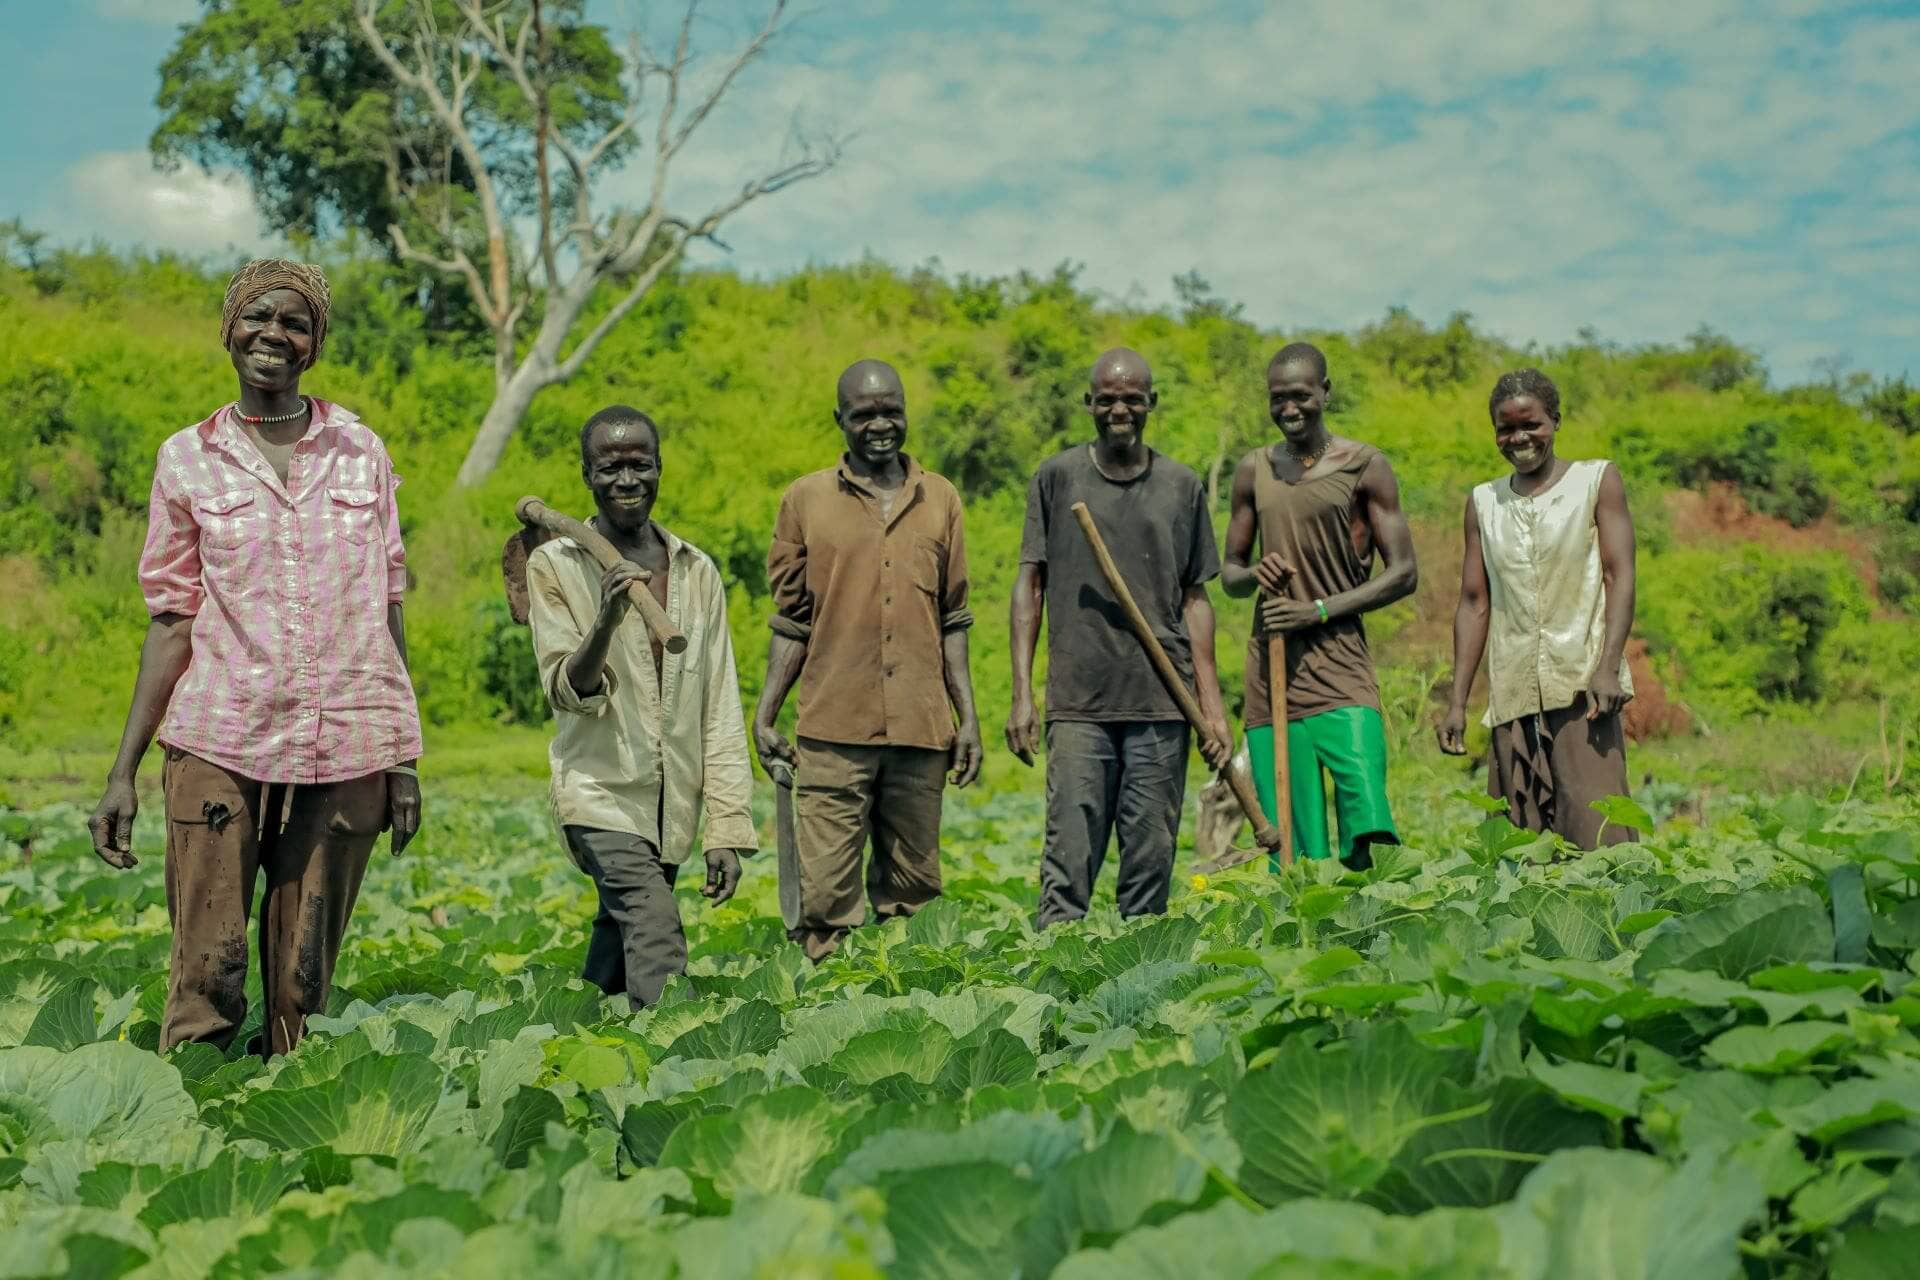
[756,359,982,960]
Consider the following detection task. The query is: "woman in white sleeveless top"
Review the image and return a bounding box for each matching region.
[1437,369,1638,849]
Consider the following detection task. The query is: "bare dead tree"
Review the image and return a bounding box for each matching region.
[1882,695,1910,792]
[354,0,840,486]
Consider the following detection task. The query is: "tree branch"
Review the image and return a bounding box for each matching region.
[561,137,837,381]
[552,245,684,383]
[387,224,492,324]
[667,1,789,158]
[355,0,516,330]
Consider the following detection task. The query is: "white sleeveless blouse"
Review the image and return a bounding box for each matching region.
[1472,459,1631,727]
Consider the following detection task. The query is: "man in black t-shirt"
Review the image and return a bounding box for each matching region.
[1007,347,1233,927]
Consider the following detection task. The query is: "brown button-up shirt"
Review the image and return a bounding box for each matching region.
[767,455,972,750]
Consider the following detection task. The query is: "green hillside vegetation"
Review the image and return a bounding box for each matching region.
[3,241,1918,793]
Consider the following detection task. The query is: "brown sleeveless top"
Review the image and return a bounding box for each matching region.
[1244,443,1383,727]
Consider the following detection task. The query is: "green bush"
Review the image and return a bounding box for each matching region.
[2,243,1914,752]
[1640,546,1868,713]
[474,599,550,727]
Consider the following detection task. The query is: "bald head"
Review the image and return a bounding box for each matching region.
[1089,347,1152,391]
[1085,347,1158,446]
[836,359,903,410]
[834,358,909,470]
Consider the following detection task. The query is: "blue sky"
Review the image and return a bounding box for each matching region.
[3,0,1917,384]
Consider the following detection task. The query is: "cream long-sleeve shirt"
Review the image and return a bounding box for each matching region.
[526,528,758,864]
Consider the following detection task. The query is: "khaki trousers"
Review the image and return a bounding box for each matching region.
[160,747,387,1057]
[790,737,946,961]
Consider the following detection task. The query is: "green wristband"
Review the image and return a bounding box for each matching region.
[1314,598,1329,623]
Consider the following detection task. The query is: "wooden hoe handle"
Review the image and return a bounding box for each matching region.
[1266,630,1295,867]
[1070,502,1282,853]
[516,496,688,655]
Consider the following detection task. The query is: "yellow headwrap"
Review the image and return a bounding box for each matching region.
[220,258,332,367]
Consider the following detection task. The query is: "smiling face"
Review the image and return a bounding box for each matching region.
[1492,395,1558,476]
[1267,358,1330,445]
[227,288,315,393]
[835,367,908,467]
[1085,360,1156,447]
[583,418,662,535]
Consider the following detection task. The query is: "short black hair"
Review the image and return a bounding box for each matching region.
[580,404,659,460]
[1488,369,1560,421]
[1269,341,1329,380]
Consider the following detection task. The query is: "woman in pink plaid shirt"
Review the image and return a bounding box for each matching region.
[87,259,425,1059]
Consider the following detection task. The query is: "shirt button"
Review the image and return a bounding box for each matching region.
[884,596,891,605]
[884,560,891,568]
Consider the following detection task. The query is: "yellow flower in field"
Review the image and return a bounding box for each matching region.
[1189,873,1210,892]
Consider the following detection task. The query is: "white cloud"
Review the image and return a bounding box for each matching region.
[95,0,199,23]
[628,0,1919,382]
[47,1,1917,383]
[44,150,271,256]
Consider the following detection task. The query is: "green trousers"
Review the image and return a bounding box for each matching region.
[1246,706,1399,868]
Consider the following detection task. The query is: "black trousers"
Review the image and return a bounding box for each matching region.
[1037,720,1189,927]
[563,825,684,1007]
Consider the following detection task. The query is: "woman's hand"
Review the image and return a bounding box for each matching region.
[385,770,422,855]
[1585,672,1631,721]
[88,775,141,869]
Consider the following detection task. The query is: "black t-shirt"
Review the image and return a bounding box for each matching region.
[1019,445,1220,722]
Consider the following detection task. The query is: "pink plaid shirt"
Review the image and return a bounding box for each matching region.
[140,399,423,785]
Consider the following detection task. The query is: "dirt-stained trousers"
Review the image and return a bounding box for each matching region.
[160,746,387,1058]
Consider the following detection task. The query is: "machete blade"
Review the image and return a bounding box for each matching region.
[770,759,801,931]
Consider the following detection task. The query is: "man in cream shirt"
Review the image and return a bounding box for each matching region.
[526,405,757,1005]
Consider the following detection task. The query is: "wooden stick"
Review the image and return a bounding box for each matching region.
[515,496,688,654]
[1267,629,1296,867]
[1069,501,1281,854]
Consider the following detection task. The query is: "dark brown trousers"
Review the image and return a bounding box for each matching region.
[789,737,947,962]
[160,747,387,1057]
[1487,705,1637,851]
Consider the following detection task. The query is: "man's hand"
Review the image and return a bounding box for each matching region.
[1585,671,1631,721]
[949,719,983,787]
[702,848,744,904]
[88,776,140,870]
[753,721,796,777]
[385,771,422,855]
[1252,553,1296,596]
[1005,691,1040,766]
[1436,706,1469,756]
[1199,714,1234,770]
[1260,596,1323,634]
[595,561,650,623]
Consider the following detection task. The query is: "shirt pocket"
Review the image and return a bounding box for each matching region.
[192,490,265,550]
[327,486,382,545]
[908,535,945,597]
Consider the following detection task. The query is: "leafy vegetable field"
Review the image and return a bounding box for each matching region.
[4,784,1920,1278]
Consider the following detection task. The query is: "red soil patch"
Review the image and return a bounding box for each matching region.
[1623,638,1689,742]
[1663,483,1879,596]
